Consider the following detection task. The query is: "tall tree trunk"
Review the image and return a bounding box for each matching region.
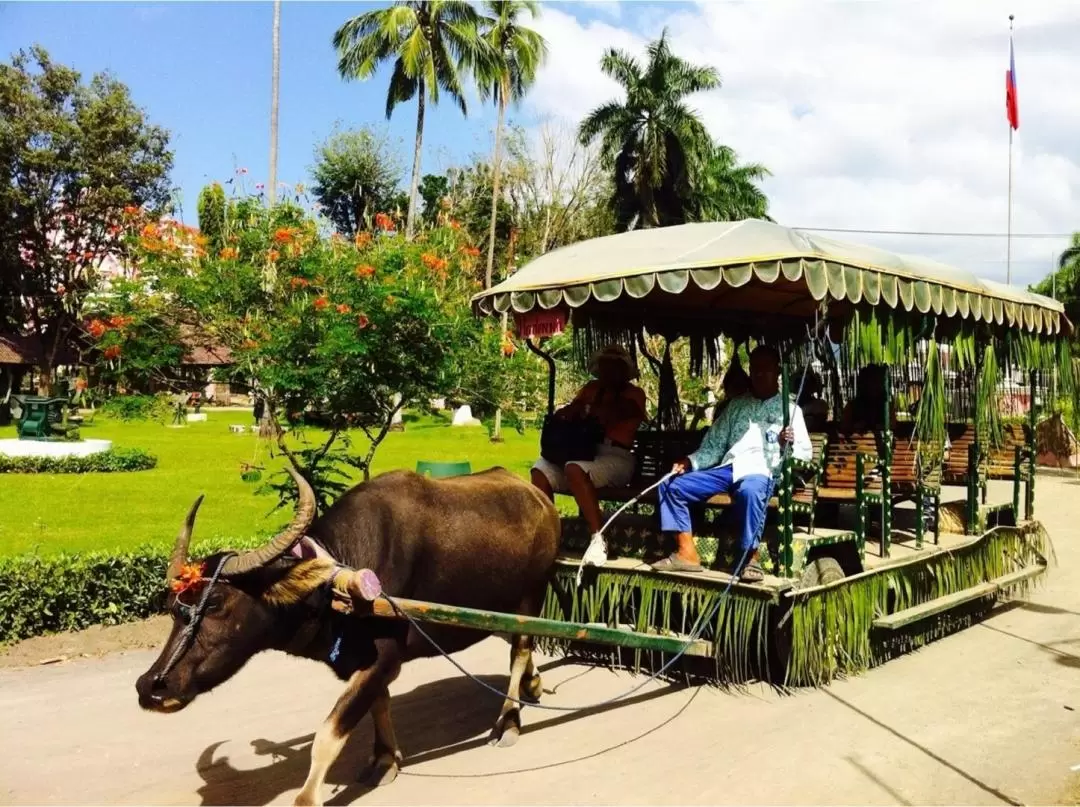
[485,94,506,289]
[405,83,425,240]
[263,0,282,301]
[268,0,281,207]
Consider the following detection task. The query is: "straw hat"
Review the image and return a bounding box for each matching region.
[588,343,639,379]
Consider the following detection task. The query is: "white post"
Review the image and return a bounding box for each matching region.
[1006,14,1015,285]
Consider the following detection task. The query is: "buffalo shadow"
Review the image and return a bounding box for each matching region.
[193,660,686,806]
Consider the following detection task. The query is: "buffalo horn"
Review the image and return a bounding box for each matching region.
[219,465,316,576]
[168,495,205,582]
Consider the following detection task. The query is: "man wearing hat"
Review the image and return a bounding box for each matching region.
[531,344,647,567]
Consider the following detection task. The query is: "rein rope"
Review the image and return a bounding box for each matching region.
[154,554,231,684]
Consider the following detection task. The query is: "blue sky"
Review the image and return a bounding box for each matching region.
[0,1,633,220]
[3,1,1078,285]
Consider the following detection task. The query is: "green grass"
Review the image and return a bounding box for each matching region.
[0,410,543,558]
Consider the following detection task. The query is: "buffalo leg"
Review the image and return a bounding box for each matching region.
[362,686,403,787]
[489,633,532,747]
[295,654,402,807]
[520,653,543,703]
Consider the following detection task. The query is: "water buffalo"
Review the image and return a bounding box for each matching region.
[136,466,561,806]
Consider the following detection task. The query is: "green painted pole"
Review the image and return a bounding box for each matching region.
[366,597,716,658]
[780,356,794,577]
[880,369,893,557]
[1027,370,1036,519]
[966,441,979,534]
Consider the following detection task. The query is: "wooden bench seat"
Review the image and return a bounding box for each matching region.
[593,430,826,522]
[984,423,1030,480]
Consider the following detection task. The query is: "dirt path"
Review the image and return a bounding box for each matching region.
[3,476,1080,806]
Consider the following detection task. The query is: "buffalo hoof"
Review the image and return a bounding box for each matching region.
[489,709,521,748]
[361,750,402,788]
[519,673,543,703]
[293,790,320,807]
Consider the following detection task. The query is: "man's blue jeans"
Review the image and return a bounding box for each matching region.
[658,465,775,552]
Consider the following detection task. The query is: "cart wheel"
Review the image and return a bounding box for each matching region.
[798,556,845,588]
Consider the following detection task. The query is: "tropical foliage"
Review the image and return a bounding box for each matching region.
[333,0,489,239]
[474,0,547,287]
[1031,231,1080,352]
[578,30,719,231]
[310,124,408,238]
[87,193,544,508]
[690,141,771,222]
[0,46,173,391]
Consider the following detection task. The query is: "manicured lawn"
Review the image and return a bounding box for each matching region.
[0,410,544,558]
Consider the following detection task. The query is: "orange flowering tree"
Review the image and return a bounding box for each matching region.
[106,194,538,508]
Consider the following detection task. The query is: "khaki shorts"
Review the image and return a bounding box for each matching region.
[533,443,636,493]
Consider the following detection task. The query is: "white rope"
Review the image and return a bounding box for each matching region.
[574,471,675,587]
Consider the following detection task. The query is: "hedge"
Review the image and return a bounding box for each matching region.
[0,535,264,643]
[0,448,157,474]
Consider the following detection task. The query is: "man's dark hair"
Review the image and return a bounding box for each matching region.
[749,344,780,365]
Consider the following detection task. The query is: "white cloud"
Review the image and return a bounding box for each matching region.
[525,1,1080,287]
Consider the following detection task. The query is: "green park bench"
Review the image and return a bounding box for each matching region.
[15,396,79,441]
[415,460,471,479]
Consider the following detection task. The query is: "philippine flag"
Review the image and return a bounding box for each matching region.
[1006,36,1019,130]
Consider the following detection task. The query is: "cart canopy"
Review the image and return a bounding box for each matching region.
[473,219,1068,337]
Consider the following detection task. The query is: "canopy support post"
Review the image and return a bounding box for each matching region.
[526,338,557,417]
[879,369,893,557]
[779,353,794,577]
[1026,370,1036,519]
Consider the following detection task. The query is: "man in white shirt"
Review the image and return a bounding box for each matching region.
[652,345,813,582]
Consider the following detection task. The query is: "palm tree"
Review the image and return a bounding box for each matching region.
[578,29,719,231]
[333,1,487,239]
[690,141,772,222]
[476,0,547,290]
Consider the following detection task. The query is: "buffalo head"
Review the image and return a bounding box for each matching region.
[136,467,333,712]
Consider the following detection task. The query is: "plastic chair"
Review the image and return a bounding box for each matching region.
[415,460,472,479]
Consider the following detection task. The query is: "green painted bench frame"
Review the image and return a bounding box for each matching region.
[15,396,77,441]
[415,460,472,479]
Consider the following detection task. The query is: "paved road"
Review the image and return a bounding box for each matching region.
[3,477,1080,806]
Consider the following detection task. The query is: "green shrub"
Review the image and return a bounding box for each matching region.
[0,448,157,474]
[101,393,173,423]
[0,536,264,643]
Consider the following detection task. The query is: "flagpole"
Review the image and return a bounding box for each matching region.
[1006,14,1014,285]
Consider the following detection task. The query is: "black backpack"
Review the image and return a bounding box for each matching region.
[539,413,605,466]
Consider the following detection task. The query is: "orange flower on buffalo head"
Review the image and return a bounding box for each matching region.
[170,562,206,594]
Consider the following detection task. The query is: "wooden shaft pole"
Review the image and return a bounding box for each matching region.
[361,595,715,658]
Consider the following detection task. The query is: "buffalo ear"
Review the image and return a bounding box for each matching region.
[260,559,336,607]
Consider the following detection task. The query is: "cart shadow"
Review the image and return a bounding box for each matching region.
[193,666,683,806]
